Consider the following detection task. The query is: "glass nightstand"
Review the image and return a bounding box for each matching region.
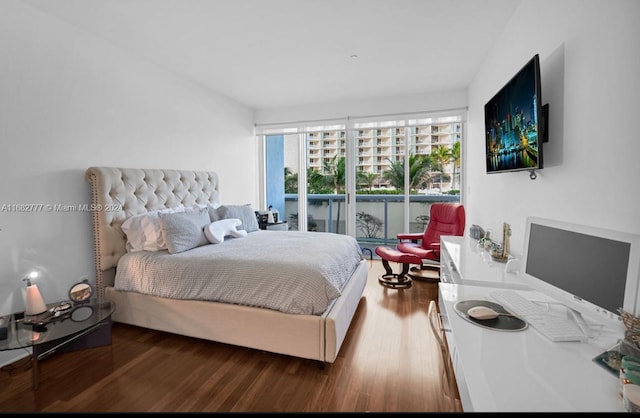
[0,299,113,390]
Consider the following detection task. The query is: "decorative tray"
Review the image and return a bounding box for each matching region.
[593,338,640,377]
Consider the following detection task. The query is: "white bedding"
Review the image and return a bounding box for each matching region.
[114,230,364,315]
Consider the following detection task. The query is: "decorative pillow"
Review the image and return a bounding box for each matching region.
[204,218,248,244]
[208,203,222,222]
[217,204,260,232]
[138,206,188,251]
[121,206,185,252]
[158,206,211,254]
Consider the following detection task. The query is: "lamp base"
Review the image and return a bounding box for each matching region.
[22,310,51,325]
[25,310,48,317]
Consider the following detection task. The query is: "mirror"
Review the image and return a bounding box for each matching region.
[69,279,93,303]
[71,305,94,322]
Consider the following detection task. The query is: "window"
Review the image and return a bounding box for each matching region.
[256,109,465,243]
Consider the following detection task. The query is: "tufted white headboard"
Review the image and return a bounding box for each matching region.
[85,167,220,299]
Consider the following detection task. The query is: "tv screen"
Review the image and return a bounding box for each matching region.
[485,54,543,174]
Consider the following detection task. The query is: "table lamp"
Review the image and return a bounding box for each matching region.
[23,271,47,315]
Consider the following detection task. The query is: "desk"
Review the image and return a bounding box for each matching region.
[438,282,625,412]
[440,235,529,289]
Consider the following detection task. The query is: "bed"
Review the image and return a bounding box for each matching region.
[85,166,368,364]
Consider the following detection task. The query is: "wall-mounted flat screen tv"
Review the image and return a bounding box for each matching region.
[485,54,543,174]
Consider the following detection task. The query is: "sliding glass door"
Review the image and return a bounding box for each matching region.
[350,116,463,250]
[306,125,348,234]
[263,124,349,235]
[258,111,465,248]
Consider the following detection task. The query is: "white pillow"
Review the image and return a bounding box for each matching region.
[121,211,156,252]
[204,218,247,244]
[121,206,185,252]
[138,206,186,251]
[121,204,220,252]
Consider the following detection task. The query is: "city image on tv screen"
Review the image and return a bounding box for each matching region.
[484,54,542,174]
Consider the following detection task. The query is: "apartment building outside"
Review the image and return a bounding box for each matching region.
[306,120,462,193]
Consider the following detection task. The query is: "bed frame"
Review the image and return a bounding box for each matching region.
[85,167,368,363]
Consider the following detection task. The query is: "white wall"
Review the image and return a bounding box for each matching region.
[466,0,640,258]
[0,0,256,365]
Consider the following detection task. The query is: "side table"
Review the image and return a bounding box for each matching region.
[261,221,288,231]
[0,299,114,390]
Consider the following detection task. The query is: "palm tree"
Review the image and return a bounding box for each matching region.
[323,156,346,233]
[450,141,461,190]
[284,167,298,193]
[307,168,331,194]
[382,153,437,192]
[432,146,452,191]
[326,156,345,195]
[382,158,405,190]
[359,171,378,190]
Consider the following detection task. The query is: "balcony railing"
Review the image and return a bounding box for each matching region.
[283,193,460,246]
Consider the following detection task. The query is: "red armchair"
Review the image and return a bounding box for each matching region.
[397,203,466,279]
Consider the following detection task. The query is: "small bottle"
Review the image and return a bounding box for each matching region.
[483,229,493,250]
[267,205,275,223]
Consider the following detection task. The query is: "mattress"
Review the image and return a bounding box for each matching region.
[114,230,364,315]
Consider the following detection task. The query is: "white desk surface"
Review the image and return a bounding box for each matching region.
[439,282,626,412]
[440,235,529,289]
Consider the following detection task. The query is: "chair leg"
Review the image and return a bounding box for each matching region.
[379,259,413,289]
[409,263,440,281]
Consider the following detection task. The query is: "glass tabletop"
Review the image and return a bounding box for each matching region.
[0,299,113,351]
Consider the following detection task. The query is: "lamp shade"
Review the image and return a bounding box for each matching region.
[25,283,47,315]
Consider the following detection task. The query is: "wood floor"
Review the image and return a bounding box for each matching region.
[0,260,462,413]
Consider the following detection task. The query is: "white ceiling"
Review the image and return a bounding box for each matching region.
[23,0,520,110]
